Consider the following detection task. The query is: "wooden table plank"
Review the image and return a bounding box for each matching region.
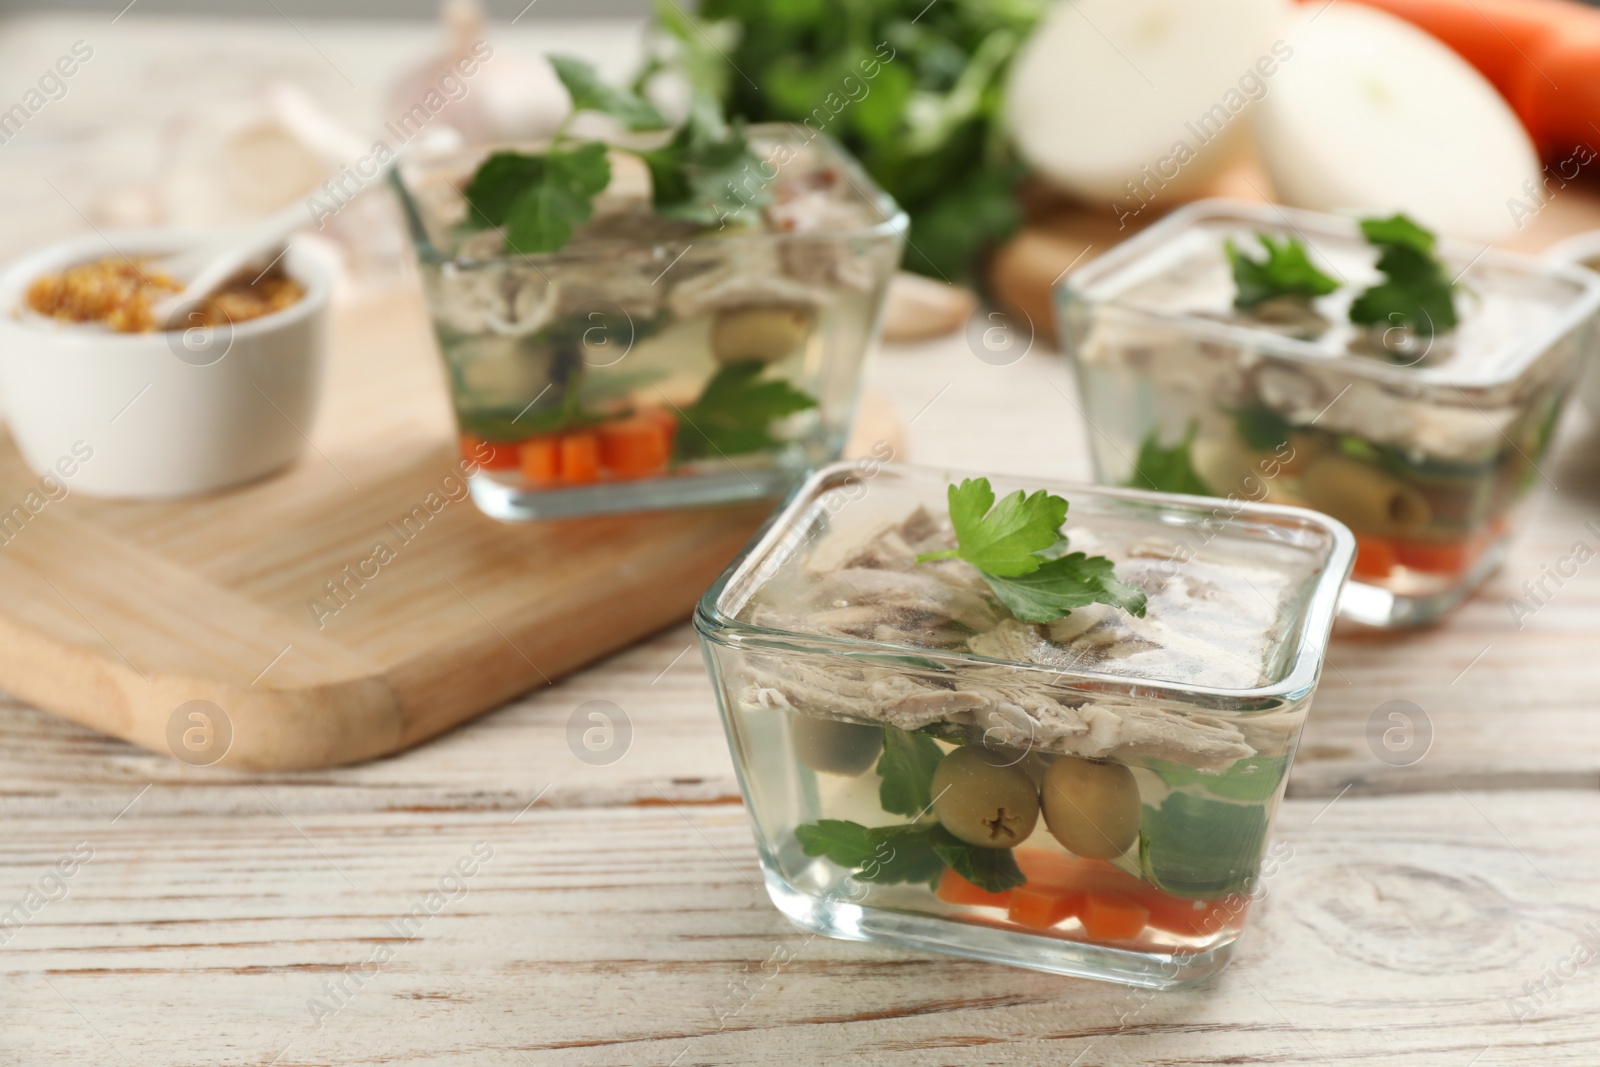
[2,792,1596,1066]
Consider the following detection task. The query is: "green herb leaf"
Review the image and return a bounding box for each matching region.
[505,143,612,254]
[1349,213,1458,337]
[858,824,945,885]
[1139,791,1269,899]
[1226,234,1339,309]
[1232,404,1297,453]
[1124,424,1211,496]
[927,826,1026,894]
[795,820,946,887]
[672,359,818,460]
[549,54,666,131]
[639,95,767,227]
[1146,756,1288,803]
[979,552,1147,623]
[876,728,945,818]
[915,477,1146,624]
[795,818,877,869]
[915,478,1067,577]
[461,151,544,229]
[463,144,612,255]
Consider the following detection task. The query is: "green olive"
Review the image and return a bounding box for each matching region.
[711,305,812,364]
[1190,435,1257,498]
[985,746,1050,786]
[1297,453,1431,534]
[791,714,883,776]
[1040,756,1141,860]
[1278,430,1330,476]
[931,745,1040,849]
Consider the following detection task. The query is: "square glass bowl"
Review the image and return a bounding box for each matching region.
[392,126,906,520]
[695,461,1354,987]
[1057,199,1600,628]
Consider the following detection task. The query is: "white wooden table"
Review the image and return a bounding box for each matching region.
[4,12,1600,1067]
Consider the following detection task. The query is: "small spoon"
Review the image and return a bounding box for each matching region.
[152,154,397,327]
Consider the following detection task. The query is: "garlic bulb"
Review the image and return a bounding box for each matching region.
[383,0,567,145]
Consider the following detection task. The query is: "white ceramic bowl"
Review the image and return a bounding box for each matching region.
[1547,229,1600,421]
[0,230,329,498]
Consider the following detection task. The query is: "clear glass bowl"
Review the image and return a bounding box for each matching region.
[392,126,907,520]
[695,461,1354,987]
[1057,199,1600,628]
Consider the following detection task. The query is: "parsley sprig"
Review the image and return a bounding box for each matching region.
[1125,423,1211,497]
[462,56,766,254]
[1225,234,1339,309]
[1348,214,1459,338]
[1226,214,1459,339]
[914,478,1147,625]
[672,360,817,461]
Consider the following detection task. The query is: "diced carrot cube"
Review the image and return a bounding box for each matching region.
[1139,892,1238,937]
[559,431,601,485]
[521,437,561,488]
[1392,537,1470,575]
[596,413,672,480]
[1352,534,1398,579]
[1079,893,1150,942]
[935,868,1013,909]
[1008,885,1081,930]
[644,406,679,455]
[461,434,521,472]
[1014,848,1148,896]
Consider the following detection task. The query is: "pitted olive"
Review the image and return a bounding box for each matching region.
[711,305,813,364]
[931,745,1040,848]
[792,714,883,776]
[1041,756,1140,860]
[1297,453,1430,534]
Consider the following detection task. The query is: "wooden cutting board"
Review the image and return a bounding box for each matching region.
[0,287,901,772]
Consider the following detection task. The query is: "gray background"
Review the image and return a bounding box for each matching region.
[0,0,651,18]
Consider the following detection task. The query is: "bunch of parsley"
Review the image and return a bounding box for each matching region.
[635,0,1046,280]
[462,56,765,254]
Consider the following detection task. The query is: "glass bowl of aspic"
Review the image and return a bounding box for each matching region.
[391,59,906,521]
[1057,199,1600,627]
[696,461,1354,987]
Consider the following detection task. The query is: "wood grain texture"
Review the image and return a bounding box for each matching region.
[2,792,1597,1066]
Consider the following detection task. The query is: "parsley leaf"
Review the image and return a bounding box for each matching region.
[915,477,1147,623]
[857,824,945,886]
[1232,404,1296,453]
[928,825,1026,894]
[463,144,612,254]
[672,360,818,460]
[1125,424,1211,496]
[979,552,1147,624]
[794,819,876,869]
[1139,791,1269,899]
[638,95,767,227]
[549,54,666,131]
[1349,213,1458,337]
[795,820,946,888]
[915,479,1067,577]
[460,152,542,229]
[876,728,945,818]
[1226,234,1339,309]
